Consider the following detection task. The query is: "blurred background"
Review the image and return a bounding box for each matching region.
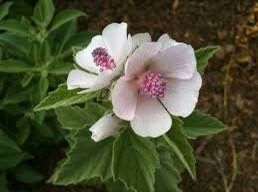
[2,0,258,191]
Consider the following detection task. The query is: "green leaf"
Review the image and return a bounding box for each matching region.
[0,19,30,37]
[112,129,160,192]
[16,117,31,146]
[39,40,51,62]
[50,9,85,32]
[48,62,73,75]
[55,103,106,130]
[0,2,13,21]
[39,76,49,99]
[162,119,196,180]
[21,73,34,87]
[10,163,44,184]
[49,128,113,185]
[106,180,134,192]
[0,33,30,58]
[3,85,35,105]
[53,21,76,53]
[155,147,183,192]
[0,59,36,73]
[195,46,219,73]
[34,85,97,111]
[0,129,27,170]
[182,111,225,139]
[32,0,55,28]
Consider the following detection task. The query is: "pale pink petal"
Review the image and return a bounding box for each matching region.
[158,33,180,51]
[66,69,97,90]
[160,72,202,117]
[89,113,121,142]
[150,43,196,79]
[75,35,107,74]
[102,22,131,62]
[132,33,151,51]
[125,43,161,77]
[130,95,172,137]
[78,70,114,93]
[112,76,138,121]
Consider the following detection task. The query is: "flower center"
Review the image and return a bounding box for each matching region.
[92,47,116,72]
[139,71,166,99]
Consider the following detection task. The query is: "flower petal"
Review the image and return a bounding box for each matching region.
[158,33,180,51]
[112,76,138,121]
[102,22,131,62]
[89,113,121,142]
[79,70,114,93]
[132,33,151,51]
[130,95,172,137]
[66,69,97,90]
[75,35,106,74]
[125,42,161,77]
[150,43,196,79]
[160,72,202,117]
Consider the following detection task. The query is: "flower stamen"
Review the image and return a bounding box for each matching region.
[139,71,166,98]
[92,47,116,72]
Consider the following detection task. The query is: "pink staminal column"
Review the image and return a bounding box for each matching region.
[139,71,166,99]
[92,47,116,72]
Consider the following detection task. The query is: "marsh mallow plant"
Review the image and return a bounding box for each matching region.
[0,0,225,191]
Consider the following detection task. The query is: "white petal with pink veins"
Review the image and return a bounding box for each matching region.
[112,76,138,121]
[66,69,97,90]
[150,43,196,79]
[102,22,131,62]
[125,42,161,77]
[160,72,202,117]
[89,113,121,142]
[132,33,152,51]
[130,95,172,137]
[75,35,106,74]
[158,33,180,51]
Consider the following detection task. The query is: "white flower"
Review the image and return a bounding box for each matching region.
[67,22,132,92]
[111,34,202,138]
[89,113,121,142]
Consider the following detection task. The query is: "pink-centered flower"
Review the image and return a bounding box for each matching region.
[111,34,202,137]
[67,22,132,92]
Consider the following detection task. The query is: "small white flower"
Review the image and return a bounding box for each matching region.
[111,34,202,138]
[67,22,132,92]
[89,113,121,142]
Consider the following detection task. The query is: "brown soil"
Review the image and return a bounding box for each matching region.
[38,0,258,191]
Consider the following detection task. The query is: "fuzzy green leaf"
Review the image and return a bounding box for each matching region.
[34,85,97,111]
[0,2,13,21]
[195,46,219,72]
[106,180,134,192]
[55,103,106,130]
[32,0,55,28]
[0,33,30,58]
[182,111,225,139]
[162,119,196,180]
[112,129,160,192]
[50,128,113,185]
[0,130,27,170]
[155,147,183,192]
[50,9,85,32]
[0,19,30,37]
[48,62,73,75]
[0,59,36,73]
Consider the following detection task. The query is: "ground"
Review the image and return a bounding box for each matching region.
[37,0,258,191]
